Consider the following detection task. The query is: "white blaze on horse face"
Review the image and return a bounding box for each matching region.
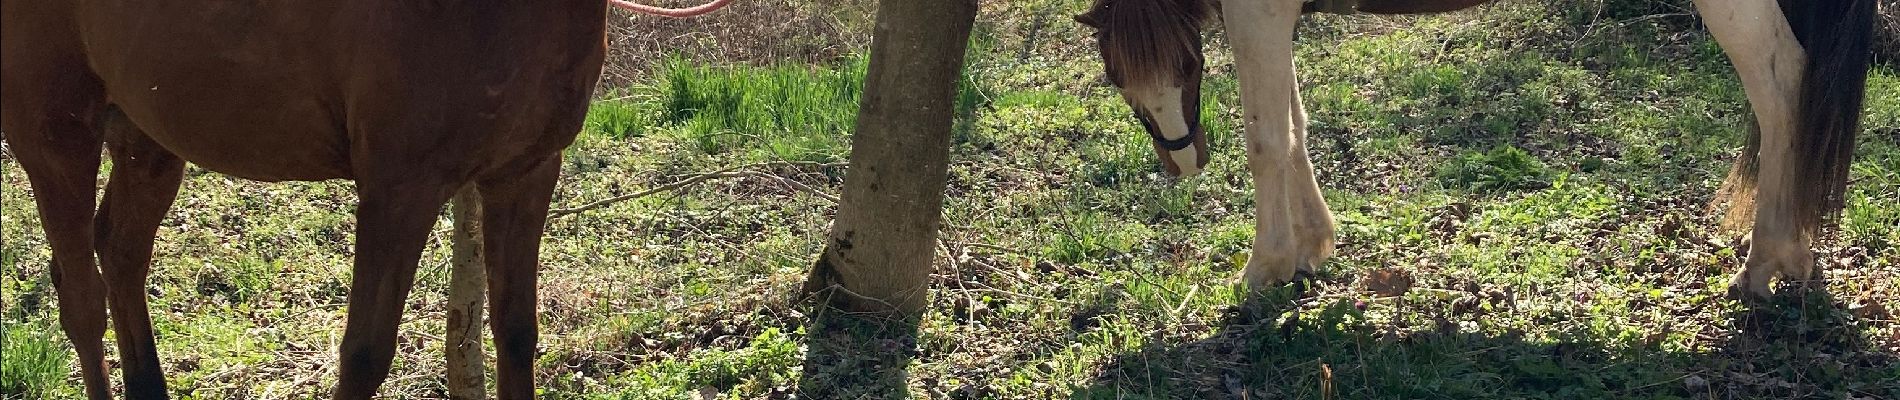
[1122,83,1203,176]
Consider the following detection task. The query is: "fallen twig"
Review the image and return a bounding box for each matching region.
[547,161,843,219]
[548,171,750,218]
[954,241,1032,256]
[1172,284,1201,318]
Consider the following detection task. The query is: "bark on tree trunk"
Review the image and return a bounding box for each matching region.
[806,0,978,314]
[446,186,487,400]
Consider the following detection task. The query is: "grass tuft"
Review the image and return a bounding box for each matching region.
[1,323,71,399]
[1436,145,1556,192]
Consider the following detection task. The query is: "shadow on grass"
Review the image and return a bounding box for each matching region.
[1075,284,1898,400]
[795,307,921,399]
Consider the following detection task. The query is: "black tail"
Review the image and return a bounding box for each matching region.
[1782,0,1877,234]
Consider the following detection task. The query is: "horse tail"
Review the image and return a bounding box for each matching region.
[1783,0,1877,233]
[1713,120,1760,232]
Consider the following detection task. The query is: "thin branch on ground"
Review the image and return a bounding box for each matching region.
[1171,284,1201,318]
[962,283,1078,306]
[547,161,844,219]
[952,241,1032,256]
[809,283,908,319]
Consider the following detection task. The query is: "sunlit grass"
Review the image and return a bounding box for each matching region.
[0,0,1894,398]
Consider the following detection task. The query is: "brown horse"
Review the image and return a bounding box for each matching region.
[1,0,726,398]
[1075,0,1874,297]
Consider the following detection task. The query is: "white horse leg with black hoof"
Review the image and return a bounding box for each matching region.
[1691,0,1809,299]
[1223,0,1309,290]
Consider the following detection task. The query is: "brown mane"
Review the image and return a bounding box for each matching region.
[1077,0,1213,88]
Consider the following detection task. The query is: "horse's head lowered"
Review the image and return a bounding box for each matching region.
[1076,0,1214,177]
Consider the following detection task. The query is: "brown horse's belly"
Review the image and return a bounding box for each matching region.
[113,95,354,182]
[157,132,354,182]
[79,3,355,182]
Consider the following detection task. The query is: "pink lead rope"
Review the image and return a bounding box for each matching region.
[608,0,733,18]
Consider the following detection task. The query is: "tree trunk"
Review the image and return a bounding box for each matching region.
[806,0,978,314]
[445,186,487,399]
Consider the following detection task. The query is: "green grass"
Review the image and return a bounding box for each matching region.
[586,55,866,163]
[2,0,1897,398]
[1436,145,1557,192]
[1,323,72,399]
[585,53,990,166]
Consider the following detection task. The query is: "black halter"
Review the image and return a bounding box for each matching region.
[1136,112,1199,151]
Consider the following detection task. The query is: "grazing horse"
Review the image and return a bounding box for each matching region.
[1074,0,1874,297]
[1,0,727,398]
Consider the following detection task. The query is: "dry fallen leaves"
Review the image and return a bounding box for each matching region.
[1364,268,1415,297]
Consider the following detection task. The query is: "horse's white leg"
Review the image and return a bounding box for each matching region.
[1288,76,1335,274]
[1222,0,1309,289]
[1691,0,1809,298]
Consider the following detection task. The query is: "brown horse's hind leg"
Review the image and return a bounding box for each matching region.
[331,176,457,399]
[95,109,186,399]
[7,121,111,400]
[477,156,561,400]
[2,39,114,398]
